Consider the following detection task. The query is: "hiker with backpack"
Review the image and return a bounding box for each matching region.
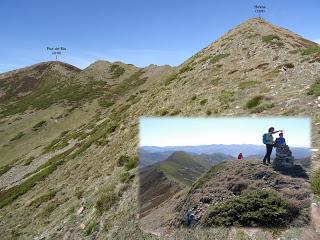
[262,127,283,165]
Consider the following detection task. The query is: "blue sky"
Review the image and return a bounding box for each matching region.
[139,117,311,147]
[1,0,319,72]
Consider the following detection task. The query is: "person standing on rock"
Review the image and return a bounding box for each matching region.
[262,127,283,165]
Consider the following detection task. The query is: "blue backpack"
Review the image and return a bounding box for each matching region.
[262,133,268,144]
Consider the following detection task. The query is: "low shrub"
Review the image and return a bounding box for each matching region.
[200,99,208,105]
[203,190,297,227]
[307,79,320,96]
[209,54,230,64]
[239,81,257,90]
[312,168,320,195]
[125,156,138,171]
[32,120,47,131]
[164,74,178,86]
[9,132,25,141]
[302,46,320,55]
[246,95,264,109]
[29,190,57,208]
[85,220,99,236]
[109,64,125,79]
[95,190,119,215]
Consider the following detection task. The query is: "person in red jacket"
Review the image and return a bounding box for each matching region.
[238,153,244,160]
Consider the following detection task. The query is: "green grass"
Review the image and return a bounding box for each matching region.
[301,46,320,55]
[262,35,284,47]
[159,109,168,116]
[95,189,119,216]
[23,156,35,166]
[98,93,115,108]
[191,161,227,191]
[218,90,234,107]
[0,165,13,177]
[179,65,193,74]
[209,54,230,64]
[211,77,220,86]
[9,132,25,142]
[113,70,146,94]
[170,110,181,116]
[311,168,320,195]
[109,64,125,79]
[246,95,264,109]
[0,158,64,209]
[29,190,57,208]
[32,120,47,131]
[164,74,178,86]
[307,79,320,96]
[85,220,99,236]
[117,155,130,167]
[203,190,298,227]
[238,80,257,90]
[200,99,208,105]
[125,156,138,171]
[250,103,275,113]
[1,79,106,116]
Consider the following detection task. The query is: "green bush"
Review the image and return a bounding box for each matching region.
[209,54,230,64]
[160,109,168,116]
[307,79,320,96]
[119,172,131,183]
[302,46,320,55]
[246,95,264,109]
[164,74,178,86]
[0,165,13,176]
[218,90,234,106]
[117,155,130,167]
[29,191,57,208]
[312,168,320,195]
[99,94,115,108]
[109,64,125,79]
[203,190,297,227]
[239,81,257,90]
[179,65,193,74]
[262,35,284,47]
[200,99,208,105]
[125,156,138,171]
[32,120,47,131]
[95,190,119,215]
[10,132,25,141]
[85,220,99,236]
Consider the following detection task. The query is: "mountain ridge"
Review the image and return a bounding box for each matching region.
[0,17,320,239]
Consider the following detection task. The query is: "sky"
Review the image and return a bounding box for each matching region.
[0,0,319,73]
[139,117,311,148]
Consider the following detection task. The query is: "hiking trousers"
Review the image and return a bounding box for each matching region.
[263,144,273,163]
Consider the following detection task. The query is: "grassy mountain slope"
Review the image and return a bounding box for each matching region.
[0,18,319,239]
[159,151,211,186]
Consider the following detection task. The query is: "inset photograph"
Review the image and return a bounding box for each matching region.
[138,117,311,234]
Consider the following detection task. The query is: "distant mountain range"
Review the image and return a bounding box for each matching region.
[140,144,310,160]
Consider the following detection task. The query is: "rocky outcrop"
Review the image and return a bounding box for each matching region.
[273,145,308,178]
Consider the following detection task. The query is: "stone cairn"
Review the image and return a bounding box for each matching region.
[272,144,294,171]
[272,144,308,178]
